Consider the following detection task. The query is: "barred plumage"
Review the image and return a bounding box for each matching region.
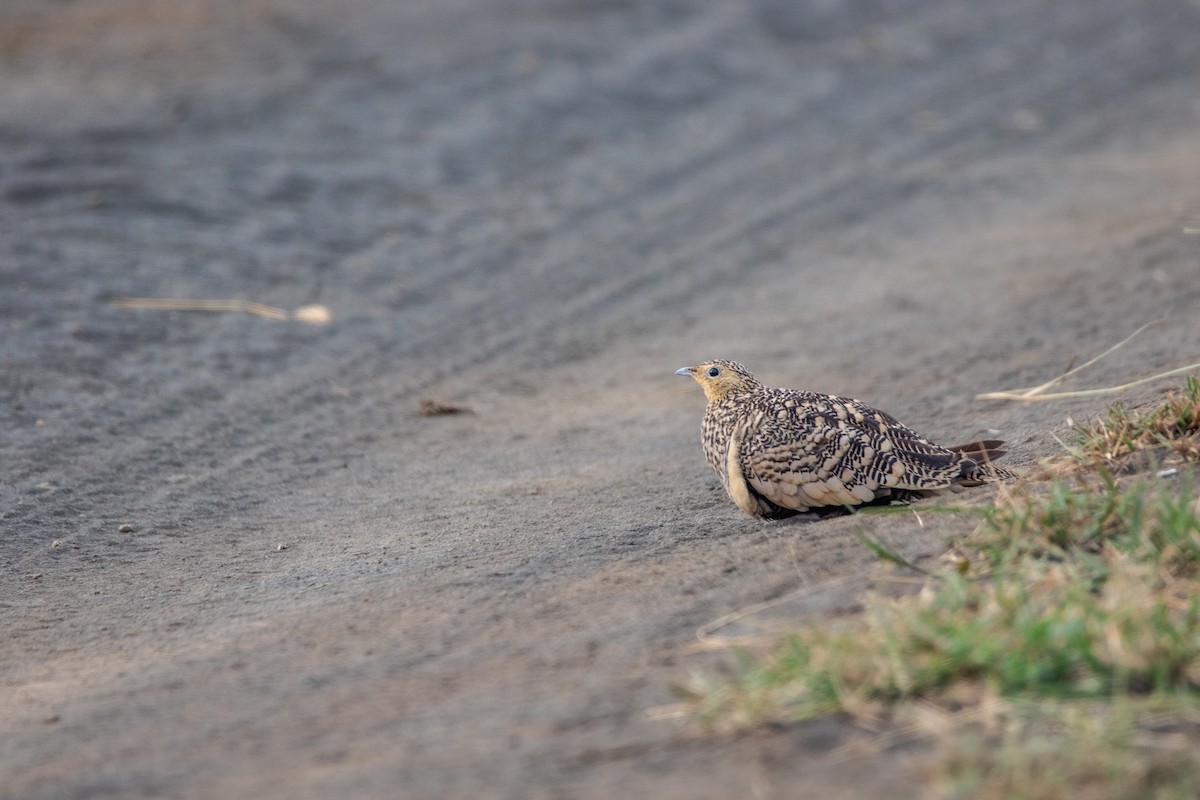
[675,360,1014,518]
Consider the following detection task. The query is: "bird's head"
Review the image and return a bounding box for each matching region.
[674,359,762,403]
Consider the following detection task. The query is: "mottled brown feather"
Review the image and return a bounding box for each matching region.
[677,360,1014,518]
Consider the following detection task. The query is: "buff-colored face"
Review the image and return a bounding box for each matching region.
[674,359,758,403]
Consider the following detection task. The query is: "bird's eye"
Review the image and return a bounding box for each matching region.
[707,366,721,378]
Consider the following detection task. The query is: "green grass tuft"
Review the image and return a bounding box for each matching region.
[928,698,1200,800]
[689,478,1200,727]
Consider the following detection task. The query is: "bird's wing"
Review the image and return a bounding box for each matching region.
[735,392,966,509]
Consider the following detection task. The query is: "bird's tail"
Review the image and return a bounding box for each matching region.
[948,439,1018,483]
[949,439,1007,462]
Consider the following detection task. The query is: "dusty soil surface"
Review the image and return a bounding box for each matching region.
[3,1,1200,797]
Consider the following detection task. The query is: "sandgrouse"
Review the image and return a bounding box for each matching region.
[676,360,1013,518]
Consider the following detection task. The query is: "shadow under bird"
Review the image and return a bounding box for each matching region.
[676,359,1014,518]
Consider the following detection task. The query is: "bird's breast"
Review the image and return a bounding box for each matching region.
[700,401,741,478]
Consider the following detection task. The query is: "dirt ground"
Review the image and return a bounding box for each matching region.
[3,1,1200,797]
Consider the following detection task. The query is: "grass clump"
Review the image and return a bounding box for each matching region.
[1071,375,1200,468]
[927,698,1200,800]
[686,478,1200,727]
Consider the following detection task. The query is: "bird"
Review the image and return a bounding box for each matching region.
[675,359,1014,518]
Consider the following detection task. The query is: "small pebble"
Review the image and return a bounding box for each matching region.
[419,398,474,416]
[276,543,289,551]
[118,523,137,533]
[50,540,61,549]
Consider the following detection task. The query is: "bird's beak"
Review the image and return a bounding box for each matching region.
[675,366,695,377]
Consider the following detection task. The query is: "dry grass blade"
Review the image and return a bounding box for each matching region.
[980,321,1160,402]
[974,321,1200,402]
[112,297,331,324]
[972,321,1200,402]
[978,364,1200,403]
